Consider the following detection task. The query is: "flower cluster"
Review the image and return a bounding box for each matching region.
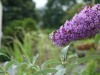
[50,4,100,46]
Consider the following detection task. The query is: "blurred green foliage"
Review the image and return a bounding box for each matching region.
[82,61,97,75]
[1,0,39,31]
[4,18,37,36]
[84,0,100,4]
[2,30,61,63]
[42,0,77,28]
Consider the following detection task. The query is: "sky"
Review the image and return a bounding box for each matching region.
[34,0,47,8]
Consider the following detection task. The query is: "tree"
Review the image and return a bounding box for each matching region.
[42,0,77,29]
[2,0,38,27]
[83,0,100,4]
[62,3,84,23]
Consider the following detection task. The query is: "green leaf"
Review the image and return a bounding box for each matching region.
[27,54,39,70]
[41,59,61,69]
[78,55,100,63]
[32,66,40,71]
[32,54,39,65]
[60,45,70,62]
[55,68,66,75]
[67,54,78,65]
[0,52,10,59]
[66,55,100,73]
[33,68,57,75]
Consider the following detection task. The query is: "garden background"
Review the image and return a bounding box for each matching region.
[0,0,100,75]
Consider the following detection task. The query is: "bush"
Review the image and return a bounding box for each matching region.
[4,18,37,36]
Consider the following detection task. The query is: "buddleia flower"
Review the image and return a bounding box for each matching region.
[50,4,100,46]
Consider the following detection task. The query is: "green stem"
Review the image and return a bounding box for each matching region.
[60,44,71,75]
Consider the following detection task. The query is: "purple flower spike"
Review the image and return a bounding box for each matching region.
[50,4,100,46]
